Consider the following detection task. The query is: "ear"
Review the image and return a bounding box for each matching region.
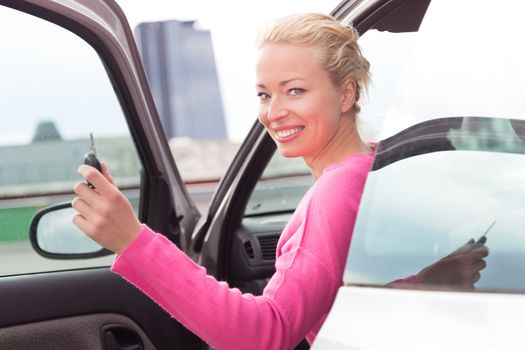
[340,78,357,114]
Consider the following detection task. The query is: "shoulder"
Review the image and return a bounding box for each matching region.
[298,151,374,229]
[322,151,374,178]
[279,151,374,251]
[314,151,374,203]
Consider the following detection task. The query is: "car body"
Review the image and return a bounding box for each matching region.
[0,0,524,349]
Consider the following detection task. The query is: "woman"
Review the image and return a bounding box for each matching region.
[72,13,487,349]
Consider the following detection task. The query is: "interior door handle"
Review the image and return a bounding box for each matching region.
[101,324,144,350]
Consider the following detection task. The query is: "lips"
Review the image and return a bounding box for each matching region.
[274,126,304,142]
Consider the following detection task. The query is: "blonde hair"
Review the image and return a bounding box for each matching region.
[257,13,370,114]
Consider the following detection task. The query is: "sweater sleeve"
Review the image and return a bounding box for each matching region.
[112,225,339,350]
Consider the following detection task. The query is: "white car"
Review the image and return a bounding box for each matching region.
[313,0,525,348]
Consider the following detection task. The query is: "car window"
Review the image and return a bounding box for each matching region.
[0,6,141,276]
[346,0,525,292]
[132,18,240,220]
[244,151,313,217]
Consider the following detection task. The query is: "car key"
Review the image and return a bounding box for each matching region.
[84,132,102,188]
[475,220,495,245]
[465,220,495,252]
[453,220,494,254]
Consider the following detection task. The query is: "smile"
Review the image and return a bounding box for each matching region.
[275,126,304,139]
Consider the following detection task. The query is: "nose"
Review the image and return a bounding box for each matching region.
[267,96,288,122]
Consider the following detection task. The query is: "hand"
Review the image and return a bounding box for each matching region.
[416,239,489,290]
[72,162,142,254]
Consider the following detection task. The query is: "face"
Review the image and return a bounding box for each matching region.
[256,43,353,160]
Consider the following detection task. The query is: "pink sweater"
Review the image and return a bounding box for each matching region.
[112,151,374,349]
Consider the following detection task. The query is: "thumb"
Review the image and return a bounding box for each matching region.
[451,239,476,256]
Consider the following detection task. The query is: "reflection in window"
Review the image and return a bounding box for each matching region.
[346,117,525,292]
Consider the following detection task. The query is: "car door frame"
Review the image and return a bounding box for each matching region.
[0,0,204,348]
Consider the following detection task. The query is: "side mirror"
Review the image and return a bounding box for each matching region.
[30,202,111,259]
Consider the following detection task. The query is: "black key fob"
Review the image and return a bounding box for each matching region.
[84,133,102,188]
[476,235,487,245]
[469,220,495,251]
[84,153,102,172]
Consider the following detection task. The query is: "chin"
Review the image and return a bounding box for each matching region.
[277,146,304,159]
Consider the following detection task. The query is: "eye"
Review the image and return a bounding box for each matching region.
[289,88,305,96]
[257,92,270,101]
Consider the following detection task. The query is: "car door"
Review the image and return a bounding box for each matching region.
[0,0,203,349]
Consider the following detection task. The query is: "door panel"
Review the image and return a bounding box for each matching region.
[0,269,201,349]
[0,313,155,350]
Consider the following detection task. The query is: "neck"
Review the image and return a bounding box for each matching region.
[304,117,371,179]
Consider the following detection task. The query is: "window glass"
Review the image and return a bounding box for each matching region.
[348,117,525,290]
[0,6,140,276]
[244,152,313,216]
[346,0,525,292]
[358,0,525,142]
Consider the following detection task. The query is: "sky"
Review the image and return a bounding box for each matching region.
[113,0,525,142]
[2,0,523,145]
[115,0,341,141]
[0,1,340,145]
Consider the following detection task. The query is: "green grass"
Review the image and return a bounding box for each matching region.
[0,206,38,241]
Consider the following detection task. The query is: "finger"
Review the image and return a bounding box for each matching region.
[470,246,489,259]
[72,213,90,235]
[464,284,476,292]
[450,239,476,256]
[101,161,116,186]
[74,181,100,206]
[471,271,481,284]
[71,197,92,217]
[78,164,113,194]
[472,259,487,271]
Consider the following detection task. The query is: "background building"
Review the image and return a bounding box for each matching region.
[135,20,227,140]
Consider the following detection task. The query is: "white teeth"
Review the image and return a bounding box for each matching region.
[276,127,303,138]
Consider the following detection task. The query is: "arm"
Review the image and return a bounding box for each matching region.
[389,240,489,290]
[73,154,372,349]
[112,225,341,350]
[415,239,488,290]
[72,164,355,349]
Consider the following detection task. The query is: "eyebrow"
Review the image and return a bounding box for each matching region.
[256,77,306,89]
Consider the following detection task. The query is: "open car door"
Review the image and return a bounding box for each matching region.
[0,0,203,348]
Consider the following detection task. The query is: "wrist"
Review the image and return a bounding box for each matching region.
[116,221,143,255]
